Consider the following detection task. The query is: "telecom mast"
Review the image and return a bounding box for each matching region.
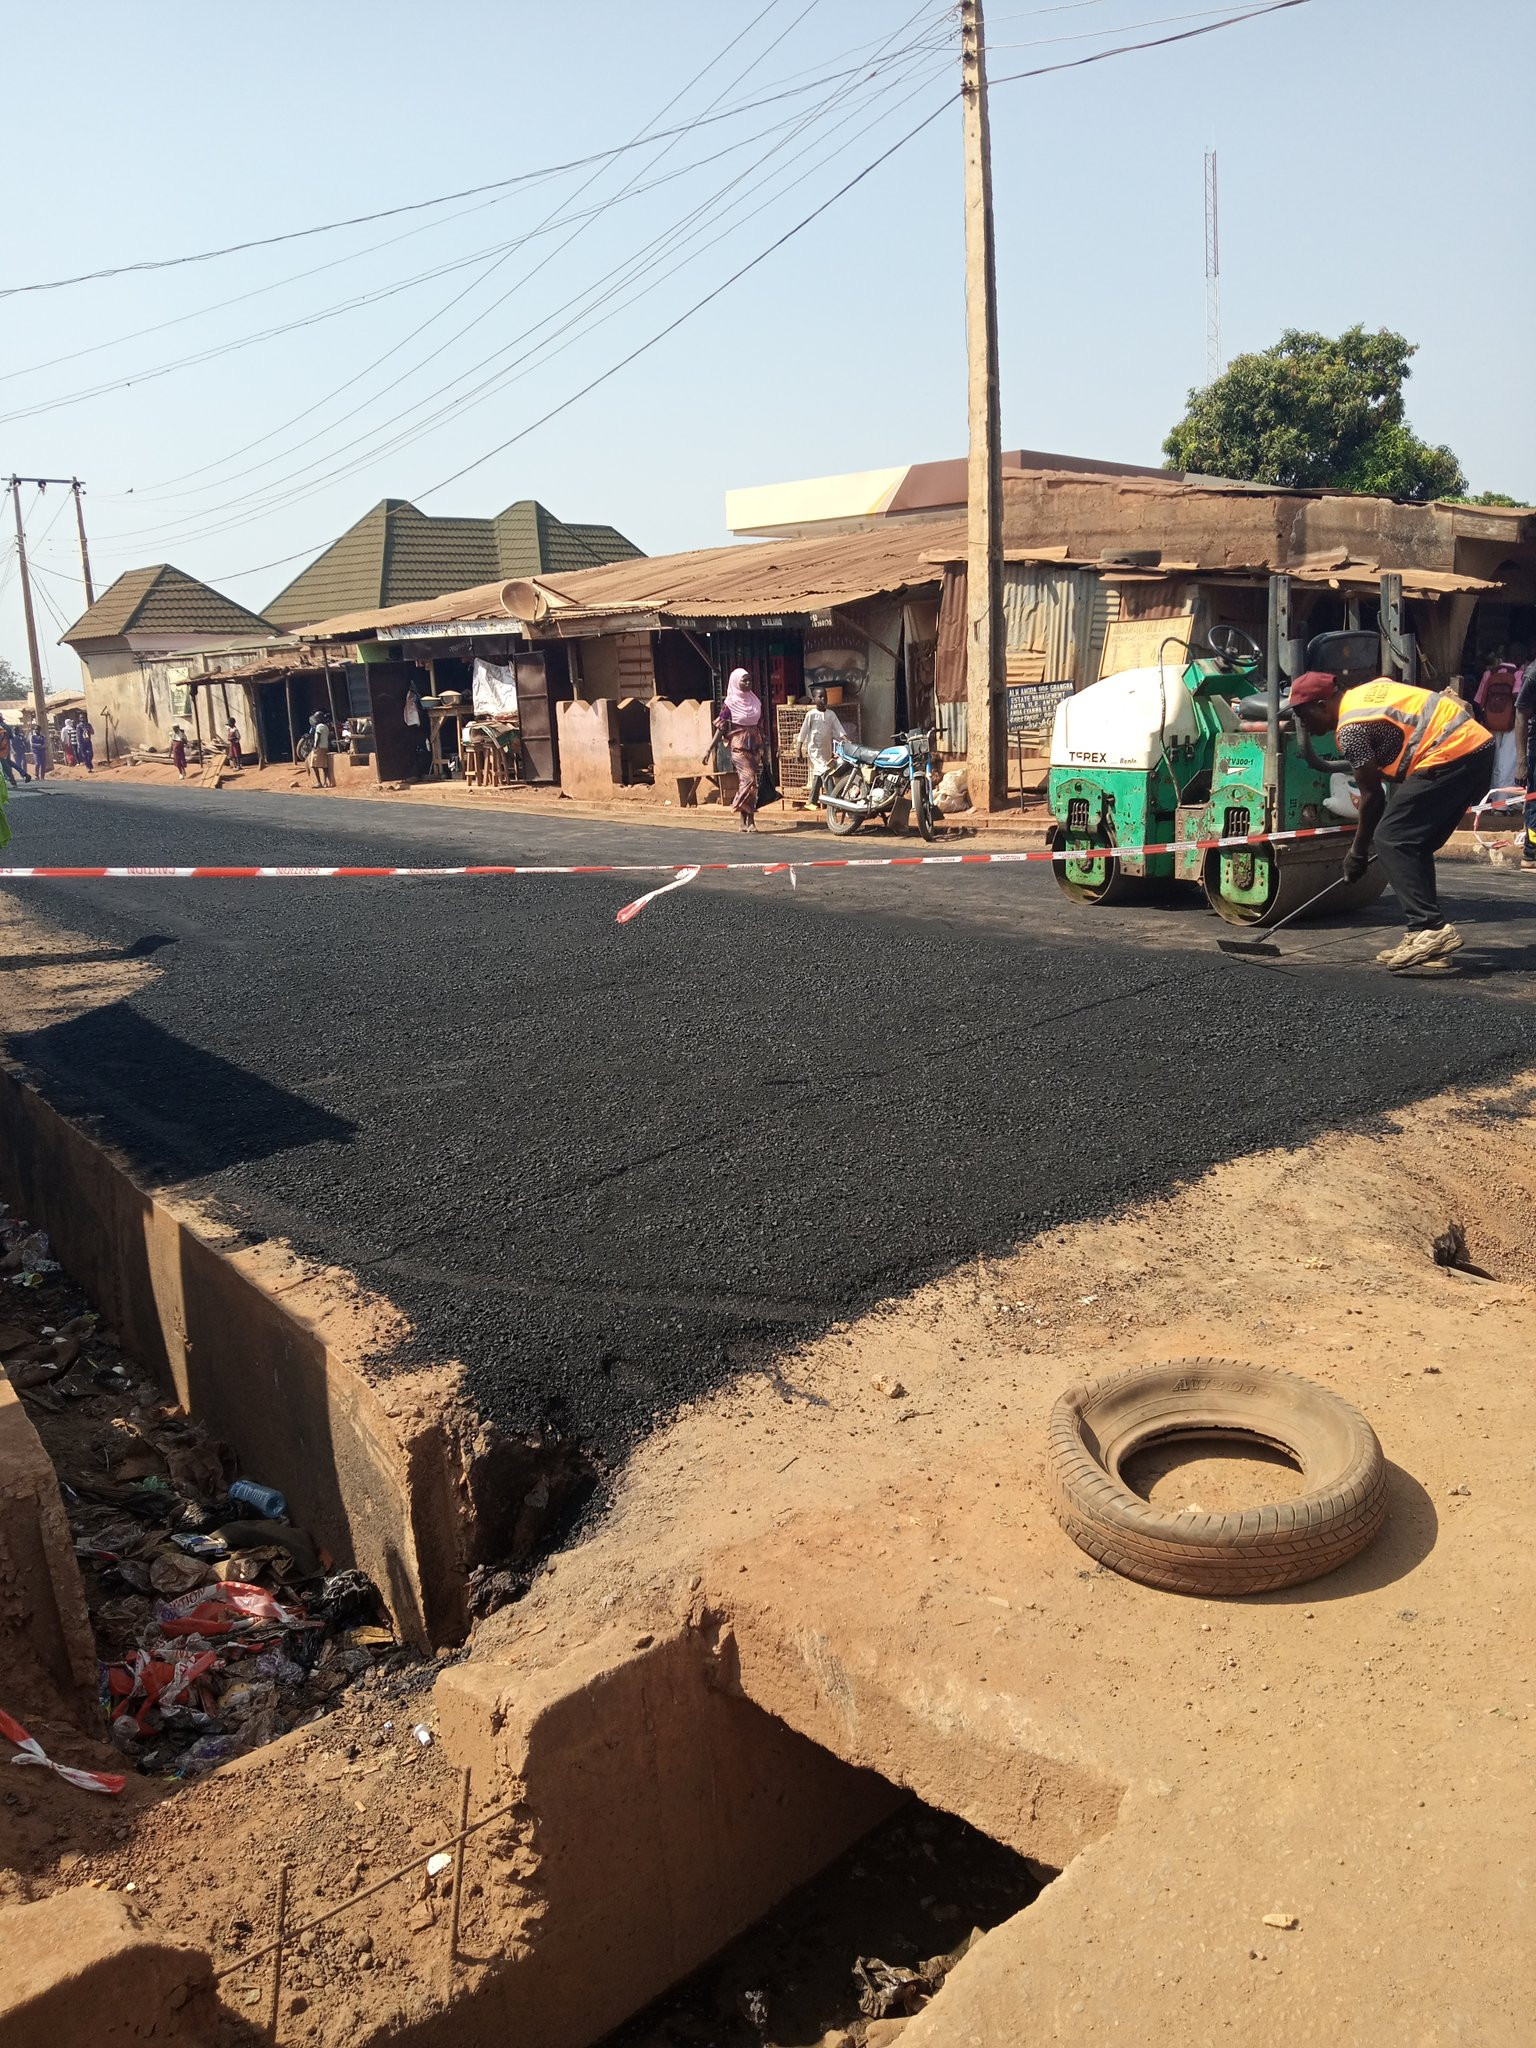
[1203,148,1222,384]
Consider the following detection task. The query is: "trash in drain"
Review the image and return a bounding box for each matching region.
[603,1798,1051,2047]
[1,1201,410,1777]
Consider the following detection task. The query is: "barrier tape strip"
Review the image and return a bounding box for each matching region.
[0,824,1354,922]
[0,1705,125,1796]
[1471,784,1528,859]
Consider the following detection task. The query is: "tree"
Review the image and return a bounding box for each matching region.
[0,656,27,702]
[1163,325,1468,500]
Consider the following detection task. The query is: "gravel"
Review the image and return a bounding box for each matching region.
[7,781,1535,1466]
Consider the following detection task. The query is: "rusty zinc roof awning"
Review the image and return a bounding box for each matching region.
[298,524,956,643]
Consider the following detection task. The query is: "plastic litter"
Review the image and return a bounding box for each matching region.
[413,1724,432,1747]
[426,1852,453,1878]
[228,1477,289,1521]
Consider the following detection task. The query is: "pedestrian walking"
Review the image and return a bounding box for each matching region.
[76,712,95,773]
[307,709,335,787]
[706,667,765,832]
[225,716,242,769]
[29,723,47,781]
[170,725,188,781]
[60,716,79,767]
[794,682,848,809]
[1516,656,1536,873]
[0,720,17,791]
[1290,670,1494,971]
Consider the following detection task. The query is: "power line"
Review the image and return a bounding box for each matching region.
[100,0,1302,588]
[0,36,945,432]
[97,30,952,552]
[0,38,956,301]
[987,0,1297,46]
[989,0,1308,80]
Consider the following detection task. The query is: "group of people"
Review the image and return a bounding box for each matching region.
[58,712,95,771]
[0,708,92,788]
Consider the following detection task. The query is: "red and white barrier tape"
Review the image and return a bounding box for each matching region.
[0,1704,125,1796]
[1471,784,1528,858]
[0,824,1352,922]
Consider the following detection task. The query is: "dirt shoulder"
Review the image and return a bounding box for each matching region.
[462,1070,1536,2046]
[46,755,1051,840]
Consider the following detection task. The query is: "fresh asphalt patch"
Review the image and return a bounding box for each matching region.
[6,782,1536,1465]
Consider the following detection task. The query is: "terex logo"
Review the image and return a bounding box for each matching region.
[1068,749,1109,764]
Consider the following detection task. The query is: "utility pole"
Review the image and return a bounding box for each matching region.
[9,477,49,731]
[960,0,1005,812]
[1203,148,1222,385]
[71,478,95,605]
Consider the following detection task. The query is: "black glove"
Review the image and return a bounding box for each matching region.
[1341,845,1370,885]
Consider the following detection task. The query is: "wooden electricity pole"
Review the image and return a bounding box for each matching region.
[72,478,96,605]
[960,0,1005,811]
[9,477,49,732]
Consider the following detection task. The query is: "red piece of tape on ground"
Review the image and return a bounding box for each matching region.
[0,1705,125,1795]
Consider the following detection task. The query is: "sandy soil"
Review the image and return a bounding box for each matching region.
[457,1069,1536,2048]
[40,754,1041,838]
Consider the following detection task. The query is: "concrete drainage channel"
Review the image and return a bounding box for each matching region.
[0,1061,1119,2046]
[0,1061,593,1652]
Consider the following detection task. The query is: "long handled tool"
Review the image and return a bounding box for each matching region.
[1216,862,1371,958]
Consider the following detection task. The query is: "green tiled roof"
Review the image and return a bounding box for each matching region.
[263,497,643,630]
[63,564,272,647]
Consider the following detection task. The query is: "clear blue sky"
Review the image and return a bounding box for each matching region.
[3,0,1531,688]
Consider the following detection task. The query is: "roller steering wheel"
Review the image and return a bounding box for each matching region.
[1204,623,1262,666]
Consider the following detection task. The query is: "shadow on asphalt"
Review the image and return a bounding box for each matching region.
[9,1004,357,1179]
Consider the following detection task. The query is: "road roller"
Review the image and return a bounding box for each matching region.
[1047,572,1399,926]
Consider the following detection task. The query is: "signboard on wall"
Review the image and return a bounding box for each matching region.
[1006,681,1074,734]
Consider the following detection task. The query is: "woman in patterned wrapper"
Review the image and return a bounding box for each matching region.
[705,668,765,832]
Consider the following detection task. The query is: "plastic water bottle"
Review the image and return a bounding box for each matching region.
[228,1477,288,1521]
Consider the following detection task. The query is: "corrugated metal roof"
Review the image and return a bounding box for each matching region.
[298,522,956,641]
[63,565,272,646]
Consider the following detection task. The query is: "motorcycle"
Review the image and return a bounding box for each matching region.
[816,727,941,841]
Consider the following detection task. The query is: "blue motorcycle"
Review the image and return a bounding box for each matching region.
[817,727,939,841]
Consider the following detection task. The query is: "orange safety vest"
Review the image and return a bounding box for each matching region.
[1336,679,1492,780]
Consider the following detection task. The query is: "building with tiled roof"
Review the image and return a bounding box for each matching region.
[263,497,643,631]
[63,564,272,649]
[61,564,275,758]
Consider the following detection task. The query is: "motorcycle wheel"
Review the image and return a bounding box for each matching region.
[822,765,864,836]
[913,780,937,841]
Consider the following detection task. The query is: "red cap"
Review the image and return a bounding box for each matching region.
[1288,671,1342,707]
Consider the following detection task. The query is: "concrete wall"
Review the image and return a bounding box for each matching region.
[556,698,621,799]
[649,697,714,799]
[0,1380,96,1697]
[435,1626,903,2048]
[0,1062,470,1649]
[80,649,258,763]
[0,1892,218,2047]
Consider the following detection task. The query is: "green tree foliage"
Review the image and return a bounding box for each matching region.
[1163,326,1467,500]
[0,657,27,702]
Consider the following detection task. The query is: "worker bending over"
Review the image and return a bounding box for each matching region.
[1289,671,1493,972]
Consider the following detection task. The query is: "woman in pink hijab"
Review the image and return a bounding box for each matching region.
[707,667,764,830]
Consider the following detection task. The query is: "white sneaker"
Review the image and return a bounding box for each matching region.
[1379,925,1463,972]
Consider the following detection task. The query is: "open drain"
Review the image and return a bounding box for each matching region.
[600,1796,1048,2048]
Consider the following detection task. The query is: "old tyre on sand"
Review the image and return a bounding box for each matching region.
[1048,1358,1387,1595]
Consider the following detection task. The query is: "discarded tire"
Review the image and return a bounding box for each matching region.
[1048,1358,1388,1595]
